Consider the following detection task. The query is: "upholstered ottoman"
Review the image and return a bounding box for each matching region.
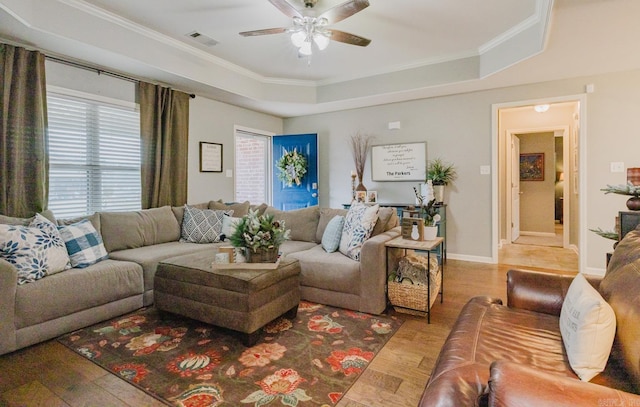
[154,252,300,346]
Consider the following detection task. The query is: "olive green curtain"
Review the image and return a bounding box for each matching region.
[0,43,48,218]
[139,82,189,209]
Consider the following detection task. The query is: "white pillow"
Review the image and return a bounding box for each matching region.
[339,203,379,261]
[29,213,71,275]
[0,215,72,284]
[559,273,616,381]
[221,214,242,239]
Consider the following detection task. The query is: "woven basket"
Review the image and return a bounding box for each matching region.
[388,281,429,315]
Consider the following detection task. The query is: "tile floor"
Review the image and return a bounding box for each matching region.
[500,225,578,272]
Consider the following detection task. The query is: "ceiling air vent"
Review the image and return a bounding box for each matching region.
[186,31,218,47]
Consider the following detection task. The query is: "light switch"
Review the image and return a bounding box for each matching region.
[226,169,233,177]
[610,162,625,173]
[480,165,490,175]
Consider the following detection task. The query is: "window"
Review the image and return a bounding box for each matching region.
[47,88,141,218]
[234,127,272,204]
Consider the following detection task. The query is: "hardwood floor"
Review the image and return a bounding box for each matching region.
[0,252,575,407]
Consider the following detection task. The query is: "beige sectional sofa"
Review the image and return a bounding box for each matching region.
[0,202,399,356]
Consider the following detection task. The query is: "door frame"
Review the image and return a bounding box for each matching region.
[505,126,569,247]
[510,135,521,242]
[491,94,588,272]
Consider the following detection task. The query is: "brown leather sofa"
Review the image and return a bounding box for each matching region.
[419,227,640,406]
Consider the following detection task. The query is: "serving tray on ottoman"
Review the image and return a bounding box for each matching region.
[154,252,300,346]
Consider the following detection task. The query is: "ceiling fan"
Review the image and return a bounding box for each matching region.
[239,0,371,56]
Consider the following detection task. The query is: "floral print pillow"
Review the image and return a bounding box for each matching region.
[339,203,379,261]
[0,214,71,284]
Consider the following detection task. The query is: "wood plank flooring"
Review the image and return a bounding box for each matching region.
[0,251,575,407]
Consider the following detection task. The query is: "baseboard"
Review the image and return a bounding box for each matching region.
[447,253,495,264]
[519,231,556,238]
[585,267,606,277]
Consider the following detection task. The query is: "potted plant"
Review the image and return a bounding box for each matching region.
[229,209,291,263]
[601,182,640,210]
[413,187,441,240]
[427,158,457,203]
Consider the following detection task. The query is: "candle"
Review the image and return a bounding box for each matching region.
[351,170,356,177]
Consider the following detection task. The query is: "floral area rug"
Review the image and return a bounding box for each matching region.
[57,302,402,407]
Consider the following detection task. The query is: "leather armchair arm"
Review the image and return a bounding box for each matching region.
[507,269,576,316]
[507,269,603,316]
[488,361,640,407]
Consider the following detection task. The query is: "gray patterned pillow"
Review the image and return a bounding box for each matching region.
[180,205,232,243]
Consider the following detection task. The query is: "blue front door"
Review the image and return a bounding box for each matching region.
[272,134,318,210]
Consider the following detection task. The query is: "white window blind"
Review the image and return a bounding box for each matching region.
[47,90,141,218]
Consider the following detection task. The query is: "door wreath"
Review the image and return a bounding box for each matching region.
[277,148,307,186]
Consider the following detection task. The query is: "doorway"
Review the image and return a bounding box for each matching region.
[511,131,564,248]
[492,97,585,272]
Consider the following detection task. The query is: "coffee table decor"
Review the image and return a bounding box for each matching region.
[229,209,291,263]
[58,302,402,406]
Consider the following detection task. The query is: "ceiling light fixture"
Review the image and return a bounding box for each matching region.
[289,16,331,57]
[534,104,550,113]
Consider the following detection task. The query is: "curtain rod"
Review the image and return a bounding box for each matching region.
[44,55,196,99]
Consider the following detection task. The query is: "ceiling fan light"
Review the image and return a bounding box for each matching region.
[299,40,313,56]
[291,31,306,47]
[314,33,330,50]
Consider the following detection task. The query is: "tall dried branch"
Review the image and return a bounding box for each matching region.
[350,132,373,180]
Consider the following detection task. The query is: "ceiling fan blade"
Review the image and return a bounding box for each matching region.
[240,27,288,37]
[268,0,303,19]
[329,30,371,47]
[319,0,369,24]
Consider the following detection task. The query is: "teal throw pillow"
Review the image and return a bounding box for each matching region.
[321,215,344,253]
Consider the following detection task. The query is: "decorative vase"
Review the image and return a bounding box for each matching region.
[246,246,280,263]
[433,184,445,203]
[424,226,438,241]
[627,196,640,211]
[355,177,367,193]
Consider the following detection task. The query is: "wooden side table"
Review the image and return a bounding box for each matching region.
[385,236,444,323]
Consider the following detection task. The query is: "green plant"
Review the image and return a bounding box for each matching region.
[589,227,618,241]
[229,210,291,252]
[276,148,307,186]
[601,182,640,197]
[413,187,441,226]
[427,158,457,185]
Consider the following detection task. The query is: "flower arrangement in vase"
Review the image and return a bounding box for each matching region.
[229,210,291,263]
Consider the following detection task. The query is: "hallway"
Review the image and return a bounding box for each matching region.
[500,223,577,272]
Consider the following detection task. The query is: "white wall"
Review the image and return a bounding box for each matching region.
[187,97,282,204]
[284,68,640,271]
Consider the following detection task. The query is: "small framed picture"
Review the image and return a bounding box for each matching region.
[200,142,223,172]
[356,191,367,203]
[367,191,378,203]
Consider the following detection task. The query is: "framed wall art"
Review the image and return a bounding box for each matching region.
[200,142,223,172]
[520,153,544,181]
[371,142,426,181]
